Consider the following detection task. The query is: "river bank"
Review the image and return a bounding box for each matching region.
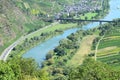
[10,11,107,60]
[3,0,110,61]
[22,1,109,63]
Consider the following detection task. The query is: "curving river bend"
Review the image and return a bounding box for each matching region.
[23,0,120,65]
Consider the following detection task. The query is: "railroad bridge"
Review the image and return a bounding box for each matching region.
[56,18,115,25]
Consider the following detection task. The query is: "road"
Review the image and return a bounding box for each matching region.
[0,22,58,61]
[0,37,24,61]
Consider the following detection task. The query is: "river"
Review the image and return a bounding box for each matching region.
[23,0,120,65]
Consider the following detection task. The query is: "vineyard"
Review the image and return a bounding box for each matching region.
[98,54,120,69]
[93,19,120,69]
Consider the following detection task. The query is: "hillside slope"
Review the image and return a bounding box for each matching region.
[90,19,120,69]
[0,0,81,53]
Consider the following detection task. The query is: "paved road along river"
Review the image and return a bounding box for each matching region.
[23,0,120,65]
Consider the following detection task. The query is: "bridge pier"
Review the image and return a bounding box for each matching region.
[99,21,102,25]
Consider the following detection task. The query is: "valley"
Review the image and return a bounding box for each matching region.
[0,0,120,80]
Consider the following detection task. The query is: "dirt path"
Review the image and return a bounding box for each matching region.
[69,35,96,66]
[94,35,104,61]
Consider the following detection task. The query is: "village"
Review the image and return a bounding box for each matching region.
[56,0,103,18]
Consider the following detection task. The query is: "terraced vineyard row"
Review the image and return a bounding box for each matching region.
[98,54,120,69]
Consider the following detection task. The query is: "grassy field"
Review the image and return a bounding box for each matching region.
[67,35,96,66]
[26,23,77,39]
[78,12,97,20]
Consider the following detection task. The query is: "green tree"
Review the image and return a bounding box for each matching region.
[0,61,16,80]
[36,70,49,80]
